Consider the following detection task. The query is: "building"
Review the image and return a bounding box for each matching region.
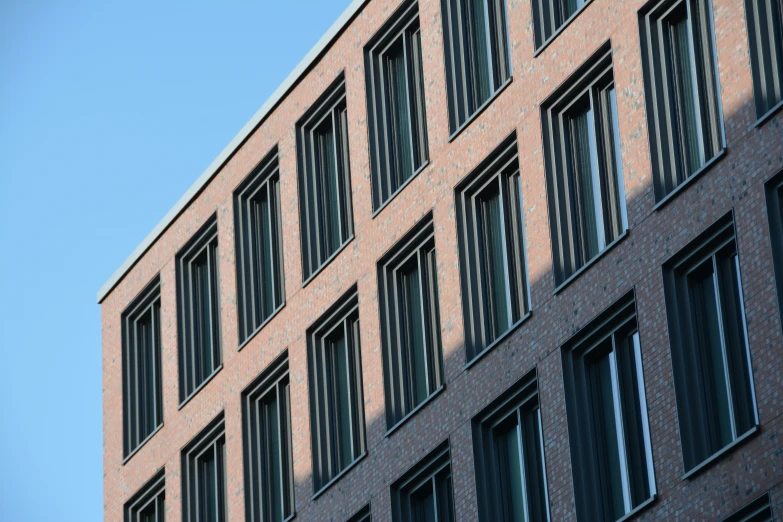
[98,0,783,519]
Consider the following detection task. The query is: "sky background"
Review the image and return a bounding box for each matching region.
[0,1,350,520]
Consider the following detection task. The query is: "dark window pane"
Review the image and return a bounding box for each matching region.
[494,418,527,522]
[481,183,510,339]
[388,42,414,187]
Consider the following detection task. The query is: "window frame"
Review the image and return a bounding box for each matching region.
[743,0,783,125]
[307,286,367,496]
[122,274,164,461]
[765,169,783,335]
[454,133,532,365]
[531,0,592,53]
[176,215,223,406]
[720,492,773,522]
[181,413,228,522]
[234,147,286,350]
[661,210,760,477]
[390,440,455,522]
[365,0,430,214]
[242,351,296,522]
[124,469,166,522]
[561,290,657,522]
[346,505,372,522]
[296,73,355,284]
[471,368,552,522]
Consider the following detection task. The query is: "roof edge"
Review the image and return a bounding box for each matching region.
[97,0,370,304]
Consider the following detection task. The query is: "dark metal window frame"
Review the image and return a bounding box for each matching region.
[365,0,430,214]
[307,286,367,496]
[182,412,228,522]
[454,133,532,365]
[346,504,372,522]
[296,73,355,284]
[441,0,513,137]
[743,0,783,125]
[561,290,657,522]
[471,368,552,522]
[541,42,629,290]
[662,210,760,477]
[377,212,445,433]
[176,214,222,406]
[234,147,286,350]
[638,0,726,204]
[531,0,593,53]
[242,350,296,522]
[765,169,783,335]
[720,492,773,522]
[124,468,165,522]
[390,440,455,522]
[122,274,164,460]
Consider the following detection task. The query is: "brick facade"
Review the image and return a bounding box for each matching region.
[100,0,783,519]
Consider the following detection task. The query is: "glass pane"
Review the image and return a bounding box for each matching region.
[412,482,436,522]
[671,15,702,176]
[468,0,491,105]
[317,119,342,257]
[437,473,455,522]
[257,184,275,319]
[607,87,628,232]
[595,353,626,520]
[494,419,528,522]
[334,332,354,470]
[401,261,429,406]
[200,449,218,522]
[570,108,602,261]
[140,502,157,522]
[481,185,510,340]
[264,395,283,522]
[387,42,414,189]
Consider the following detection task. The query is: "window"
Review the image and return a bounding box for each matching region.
[122,275,163,458]
[541,44,628,288]
[765,170,783,332]
[182,413,227,522]
[307,286,366,493]
[390,440,455,522]
[378,214,444,431]
[234,148,285,346]
[662,211,758,474]
[532,0,590,49]
[472,369,551,522]
[744,0,783,121]
[455,135,531,363]
[124,469,165,522]
[639,0,725,203]
[297,74,354,281]
[347,505,372,522]
[176,215,222,403]
[441,0,511,134]
[242,351,295,522]
[365,0,429,211]
[561,291,656,521]
[721,492,773,522]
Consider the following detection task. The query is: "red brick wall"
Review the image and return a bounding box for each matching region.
[101,0,783,519]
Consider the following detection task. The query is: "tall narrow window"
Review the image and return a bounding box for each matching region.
[744,0,783,121]
[122,275,163,458]
[307,287,366,494]
[234,148,285,346]
[297,74,354,281]
[441,0,511,134]
[561,291,656,521]
[242,352,295,522]
[472,369,551,522]
[455,135,531,363]
[662,211,759,474]
[378,214,444,431]
[176,215,222,403]
[390,441,455,522]
[124,469,165,522]
[639,0,725,202]
[541,44,628,288]
[532,0,590,49]
[765,170,783,332]
[365,0,429,211]
[182,413,227,522]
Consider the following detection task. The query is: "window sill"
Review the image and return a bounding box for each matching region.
[616,495,657,522]
[532,0,593,58]
[652,148,727,212]
[178,365,223,410]
[464,311,533,370]
[311,452,367,501]
[301,236,355,289]
[749,99,783,131]
[447,78,513,143]
[121,423,164,466]
[553,230,629,295]
[384,385,446,438]
[681,425,759,480]
[372,161,431,218]
[237,303,286,352]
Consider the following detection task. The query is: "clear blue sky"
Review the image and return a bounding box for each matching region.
[0,1,349,520]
